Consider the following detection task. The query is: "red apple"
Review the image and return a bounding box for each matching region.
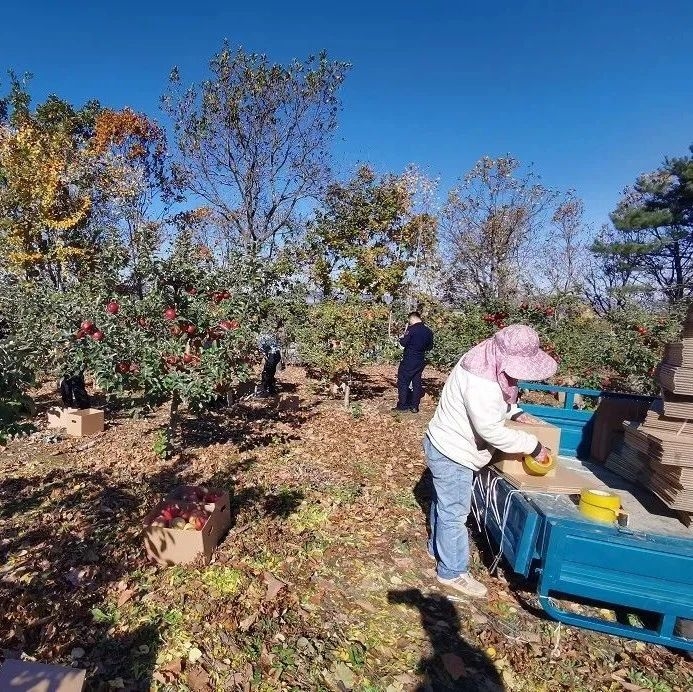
[91,330,104,342]
[106,301,120,315]
[81,320,95,333]
[164,307,177,320]
[186,324,197,336]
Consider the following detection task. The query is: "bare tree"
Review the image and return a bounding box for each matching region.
[440,156,560,304]
[539,195,590,296]
[163,43,349,256]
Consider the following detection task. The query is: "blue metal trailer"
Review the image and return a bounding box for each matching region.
[473,383,693,651]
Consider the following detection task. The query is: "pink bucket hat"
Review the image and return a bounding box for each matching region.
[494,325,558,380]
[461,324,558,403]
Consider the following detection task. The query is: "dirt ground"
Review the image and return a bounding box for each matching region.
[1,365,691,691]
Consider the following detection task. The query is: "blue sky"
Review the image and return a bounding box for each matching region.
[1,1,691,230]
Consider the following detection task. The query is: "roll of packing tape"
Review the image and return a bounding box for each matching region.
[580,489,621,512]
[579,499,617,524]
[522,453,556,476]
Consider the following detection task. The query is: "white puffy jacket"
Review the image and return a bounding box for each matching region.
[426,361,540,471]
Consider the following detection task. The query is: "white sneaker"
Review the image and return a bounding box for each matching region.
[437,572,488,598]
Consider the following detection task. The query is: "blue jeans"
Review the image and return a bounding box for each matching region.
[424,435,474,579]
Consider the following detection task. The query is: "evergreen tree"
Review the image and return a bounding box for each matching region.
[592,145,693,304]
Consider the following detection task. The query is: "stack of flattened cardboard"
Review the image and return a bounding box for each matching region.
[606,308,693,520]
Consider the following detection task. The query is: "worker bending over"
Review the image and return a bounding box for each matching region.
[425,325,557,597]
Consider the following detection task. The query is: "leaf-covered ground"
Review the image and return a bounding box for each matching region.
[1,366,692,691]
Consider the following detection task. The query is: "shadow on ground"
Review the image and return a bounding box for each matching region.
[388,589,504,691]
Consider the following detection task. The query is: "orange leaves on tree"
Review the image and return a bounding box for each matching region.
[89,108,164,159]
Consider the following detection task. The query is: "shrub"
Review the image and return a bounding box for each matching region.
[0,338,36,444]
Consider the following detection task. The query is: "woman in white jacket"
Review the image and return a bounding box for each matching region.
[425,324,558,597]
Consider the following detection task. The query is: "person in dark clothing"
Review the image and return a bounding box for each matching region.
[393,312,434,413]
[59,371,91,409]
[257,334,282,397]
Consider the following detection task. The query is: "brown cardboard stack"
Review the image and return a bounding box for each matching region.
[606,308,693,519]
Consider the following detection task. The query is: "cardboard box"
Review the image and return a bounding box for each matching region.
[492,419,561,477]
[0,659,86,692]
[46,406,68,429]
[144,486,231,566]
[590,396,651,463]
[46,407,104,436]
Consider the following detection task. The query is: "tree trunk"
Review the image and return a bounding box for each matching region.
[343,381,351,409]
[672,239,684,303]
[167,391,182,454]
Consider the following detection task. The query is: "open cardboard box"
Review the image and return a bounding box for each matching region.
[0,659,85,692]
[144,486,231,566]
[493,418,561,478]
[46,407,104,437]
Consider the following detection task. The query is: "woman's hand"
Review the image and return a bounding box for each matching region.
[534,446,552,463]
[515,412,539,424]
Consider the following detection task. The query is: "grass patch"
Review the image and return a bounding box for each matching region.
[289,502,330,533]
[200,566,245,596]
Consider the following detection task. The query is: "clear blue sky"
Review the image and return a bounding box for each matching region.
[2,1,692,229]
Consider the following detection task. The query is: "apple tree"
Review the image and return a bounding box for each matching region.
[296,300,389,408]
[55,233,268,455]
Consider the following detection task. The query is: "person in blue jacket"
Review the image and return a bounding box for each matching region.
[393,311,434,413]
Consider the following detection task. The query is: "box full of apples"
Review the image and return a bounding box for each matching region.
[143,486,231,566]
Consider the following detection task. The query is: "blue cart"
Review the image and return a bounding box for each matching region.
[473,384,693,651]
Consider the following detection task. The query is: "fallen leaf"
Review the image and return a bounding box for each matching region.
[186,665,210,691]
[331,661,355,690]
[354,599,377,613]
[188,647,203,664]
[263,572,287,601]
[502,667,517,690]
[612,678,648,692]
[239,613,257,631]
[162,658,183,675]
[117,589,135,607]
[441,652,466,680]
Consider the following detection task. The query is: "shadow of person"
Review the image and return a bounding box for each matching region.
[387,589,504,692]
